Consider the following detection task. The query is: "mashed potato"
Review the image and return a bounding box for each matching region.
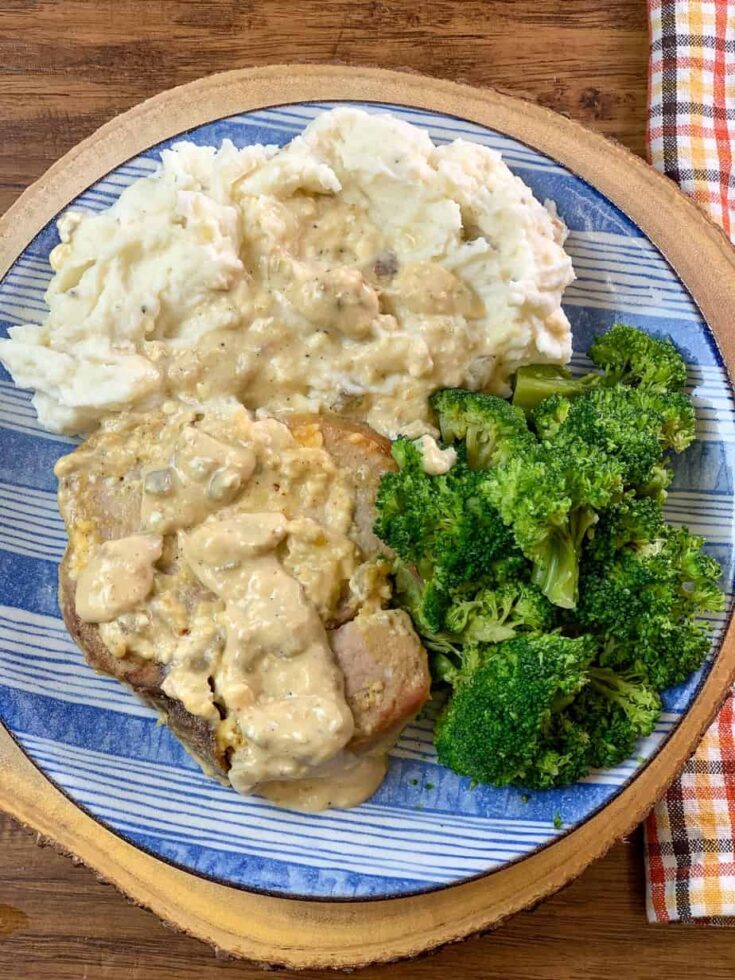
[0,108,574,437]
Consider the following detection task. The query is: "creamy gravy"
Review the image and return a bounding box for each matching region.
[182,516,354,790]
[415,434,457,476]
[141,426,257,533]
[75,534,162,623]
[59,402,405,809]
[260,752,387,812]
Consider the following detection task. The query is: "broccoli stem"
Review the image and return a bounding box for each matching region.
[589,667,629,700]
[531,529,579,610]
[433,652,460,685]
[513,365,597,415]
[588,666,660,729]
[531,509,595,609]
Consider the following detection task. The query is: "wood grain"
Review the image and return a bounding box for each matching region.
[2,815,735,980]
[0,1,706,976]
[0,0,648,219]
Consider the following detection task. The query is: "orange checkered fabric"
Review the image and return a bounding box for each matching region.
[645,0,735,923]
[648,0,735,234]
[646,695,735,922]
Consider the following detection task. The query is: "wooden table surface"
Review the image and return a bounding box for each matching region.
[1,1,732,977]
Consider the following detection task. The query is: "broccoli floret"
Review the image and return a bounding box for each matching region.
[530,393,573,442]
[583,525,725,622]
[444,582,556,644]
[392,557,543,650]
[533,386,655,485]
[374,438,434,563]
[572,667,661,769]
[586,495,665,563]
[656,391,697,453]
[516,325,689,410]
[485,448,573,608]
[533,384,694,488]
[528,716,593,789]
[391,559,457,650]
[430,388,535,469]
[375,438,520,627]
[564,444,627,511]
[433,642,484,688]
[579,526,724,689]
[513,364,600,414]
[374,324,713,792]
[665,526,726,612]
[435,634,597,789]
[588,323,688,392]
[487,552,531,585]
[637,462,673,505]
[603,619,713,695]
[486,441,622,609]
[589,667,661,732]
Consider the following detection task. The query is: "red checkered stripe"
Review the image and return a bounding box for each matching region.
[648,0,735,238]
[646,693,735,921]
[646,0,735,922]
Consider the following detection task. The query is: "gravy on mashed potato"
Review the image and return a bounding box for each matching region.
[0,108,574,439]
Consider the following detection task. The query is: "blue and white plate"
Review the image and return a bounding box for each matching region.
[0,101,733,901]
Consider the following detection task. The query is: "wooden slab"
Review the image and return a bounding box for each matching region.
[0,0,649,217]
[1,64,735,970]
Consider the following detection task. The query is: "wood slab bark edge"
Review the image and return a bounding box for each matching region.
[0,64,733,970]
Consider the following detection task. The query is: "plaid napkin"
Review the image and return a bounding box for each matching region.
[644,0,735,923]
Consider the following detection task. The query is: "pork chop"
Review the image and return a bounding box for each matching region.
[56,404,430,792]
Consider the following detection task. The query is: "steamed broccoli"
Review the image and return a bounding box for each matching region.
[486,441,622,609]
[390,559,458,653]
[374,437,518,629]
[489,381,695,609]
[435,634,597,789]
[444,582,556,644]
[657,391,698,452]
[430,388,535,469]
[588,323,688,392]
[391,549,550,652]
[533,384,695,487]
[530,392,573,441]
[637,462,673,506]
[435,648,662,787]
[513,322,688,413]
[571,667,661,769]
[372,323,723,793]
[579,526,724,689]
[483,448,572,605]
[534,385,659,486]
[586,495,665,564]
[513,364,599,414]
